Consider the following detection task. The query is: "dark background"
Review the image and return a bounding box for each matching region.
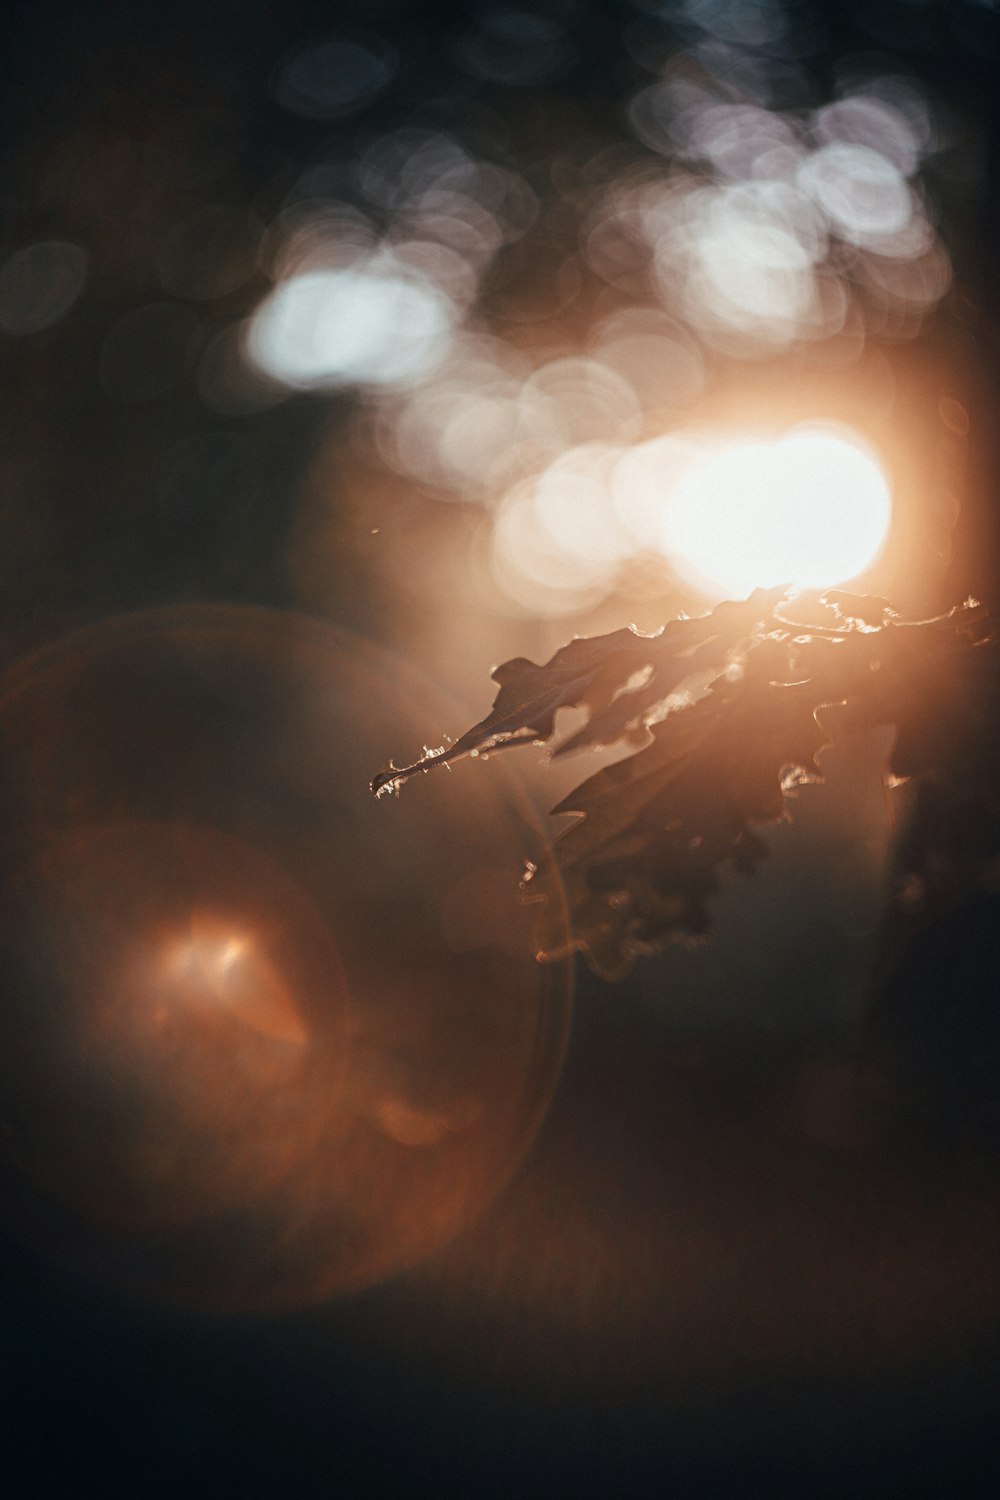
[1,2,1000,1493]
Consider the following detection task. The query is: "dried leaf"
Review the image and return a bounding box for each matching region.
[370,587,786,796]
[812,600,994,782]
[525,678,827,978]
[372,591,995,979]
[820,590,898,629]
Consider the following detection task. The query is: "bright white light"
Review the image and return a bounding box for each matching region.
[660,426,892,597]
[246,260,454,390]
[798,143,912,245]
[651,181,829,349]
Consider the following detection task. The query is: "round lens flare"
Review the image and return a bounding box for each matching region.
[0,608,571,1313]
[661,427,892,598]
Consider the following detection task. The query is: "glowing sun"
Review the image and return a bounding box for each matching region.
[661,425,892,598]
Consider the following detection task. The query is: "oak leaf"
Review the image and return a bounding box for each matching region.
[373,592,994,977]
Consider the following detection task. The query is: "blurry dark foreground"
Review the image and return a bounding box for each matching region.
[0,605,993,1496]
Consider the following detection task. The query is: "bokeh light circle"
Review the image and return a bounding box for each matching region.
[0,240,88,335]
[0,607,570,1312]
[245,262,454,390]
[660,425,892,597]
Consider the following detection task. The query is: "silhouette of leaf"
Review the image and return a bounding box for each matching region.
[820,590,897,628]
[812,600,993,781]
[370,587,786,796]
[373,591,995,978]
[526,677,828,978]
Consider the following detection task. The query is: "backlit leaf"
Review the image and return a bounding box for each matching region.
[373,593,994,977]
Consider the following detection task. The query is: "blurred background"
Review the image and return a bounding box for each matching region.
[2,0,1000,1491]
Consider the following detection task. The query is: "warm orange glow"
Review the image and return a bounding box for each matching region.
[159,912,308,1045]
[660,424,892,597]
[0,608,571,1311]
